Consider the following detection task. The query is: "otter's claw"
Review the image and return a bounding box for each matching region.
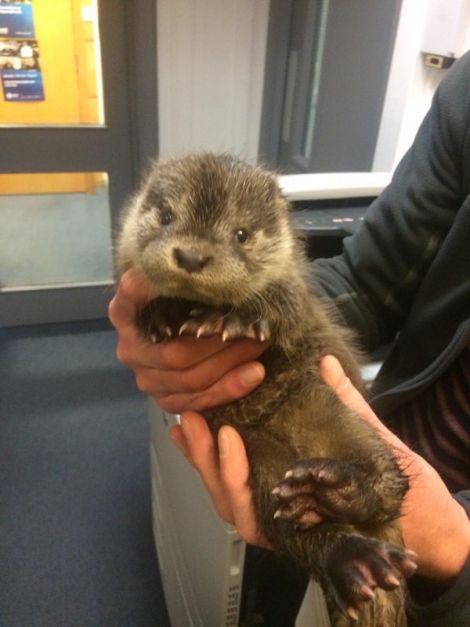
[179,308,271,342]
[140,299,271,343]
[220,314,271,342]
[147,324,173,343]
[326,536,417,619]
[273,458,383,527]
[178,311,224,337]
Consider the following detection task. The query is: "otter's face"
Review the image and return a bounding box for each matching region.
[125,155,295,306]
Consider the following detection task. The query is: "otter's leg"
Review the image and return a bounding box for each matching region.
[246,429,416,627]
[319,531,415,622]
[269,382,409,529]
[245,430,414,624]
[268,514,415,624]
[272,456,408,527]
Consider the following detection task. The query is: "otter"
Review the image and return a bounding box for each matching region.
[116,153,417,626]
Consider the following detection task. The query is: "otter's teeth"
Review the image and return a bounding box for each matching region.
[150,334,157,344]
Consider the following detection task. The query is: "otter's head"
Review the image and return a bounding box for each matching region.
[119,153,296,306]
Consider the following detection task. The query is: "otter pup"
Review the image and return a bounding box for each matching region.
[116,153,417,626]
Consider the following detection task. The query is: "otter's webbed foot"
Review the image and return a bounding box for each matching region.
[179,307,271,342]
[325,535,417,621]
[272,458,383,527]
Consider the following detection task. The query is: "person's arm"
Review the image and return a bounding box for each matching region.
[313,51,470,351]
[174,357,470,625]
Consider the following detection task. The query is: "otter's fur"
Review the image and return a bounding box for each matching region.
[116,153,416,626]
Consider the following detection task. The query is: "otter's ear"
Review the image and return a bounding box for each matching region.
[260,171,283,203]
[143,184,167,212]
[141,162,174,212]
[140,157,159,184]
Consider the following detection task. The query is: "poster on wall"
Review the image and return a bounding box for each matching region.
[0,1,44,102]
[0,1,35,38]
[0,37,43,100]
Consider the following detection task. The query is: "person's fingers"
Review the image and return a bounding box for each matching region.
[134,340,266,397]
[111,269,267,413]
[109,268,168,371]
[108,268,159,332]
[218,426,271,548]
[168,424,189,458]
[117,334,229,371]
[171,416,270,547]
[112,283,267,377]
[322,355,470,580]
[179,412,234,522]
[109,270,229,373]
[157,360,265,413]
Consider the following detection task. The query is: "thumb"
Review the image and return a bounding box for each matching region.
[320,355,408,452]
[320,355,378,424]
[218,426,271,549]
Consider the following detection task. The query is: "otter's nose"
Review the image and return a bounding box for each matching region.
[173,247,213,273]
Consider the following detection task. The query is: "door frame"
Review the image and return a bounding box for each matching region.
[259,0,402,173]
[0,0,158,326]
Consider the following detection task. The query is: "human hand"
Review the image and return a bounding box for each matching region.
[170,410,272,549]
[321,356,470,583]
[173,355,470,583]
[108,268,267,413]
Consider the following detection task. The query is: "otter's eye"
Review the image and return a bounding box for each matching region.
[160,210,173,226]
[235,228,249,243]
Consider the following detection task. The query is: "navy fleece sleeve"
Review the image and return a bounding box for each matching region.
[312,51,470,351]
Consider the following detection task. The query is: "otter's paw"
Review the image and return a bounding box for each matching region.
[137,297,199,343]
[272,458,381,526]
[325,535,417,621]
[178,308,227,338]
[179,308,270,342]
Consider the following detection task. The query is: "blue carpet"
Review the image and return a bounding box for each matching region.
[0,320,170,627]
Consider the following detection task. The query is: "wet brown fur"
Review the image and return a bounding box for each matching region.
[116,153,410,626]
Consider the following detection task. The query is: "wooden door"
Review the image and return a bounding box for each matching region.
[0,0,104,194]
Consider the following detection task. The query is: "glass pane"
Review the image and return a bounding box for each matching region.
[0,172,113,288]
[0,0,104,125]
[302,0,329,160]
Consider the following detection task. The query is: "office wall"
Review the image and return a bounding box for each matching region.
[156,0,470,172]
[156,0,269,162]
[373,0,470,171]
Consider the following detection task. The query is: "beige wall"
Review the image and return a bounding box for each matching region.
[156,0,269,163]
